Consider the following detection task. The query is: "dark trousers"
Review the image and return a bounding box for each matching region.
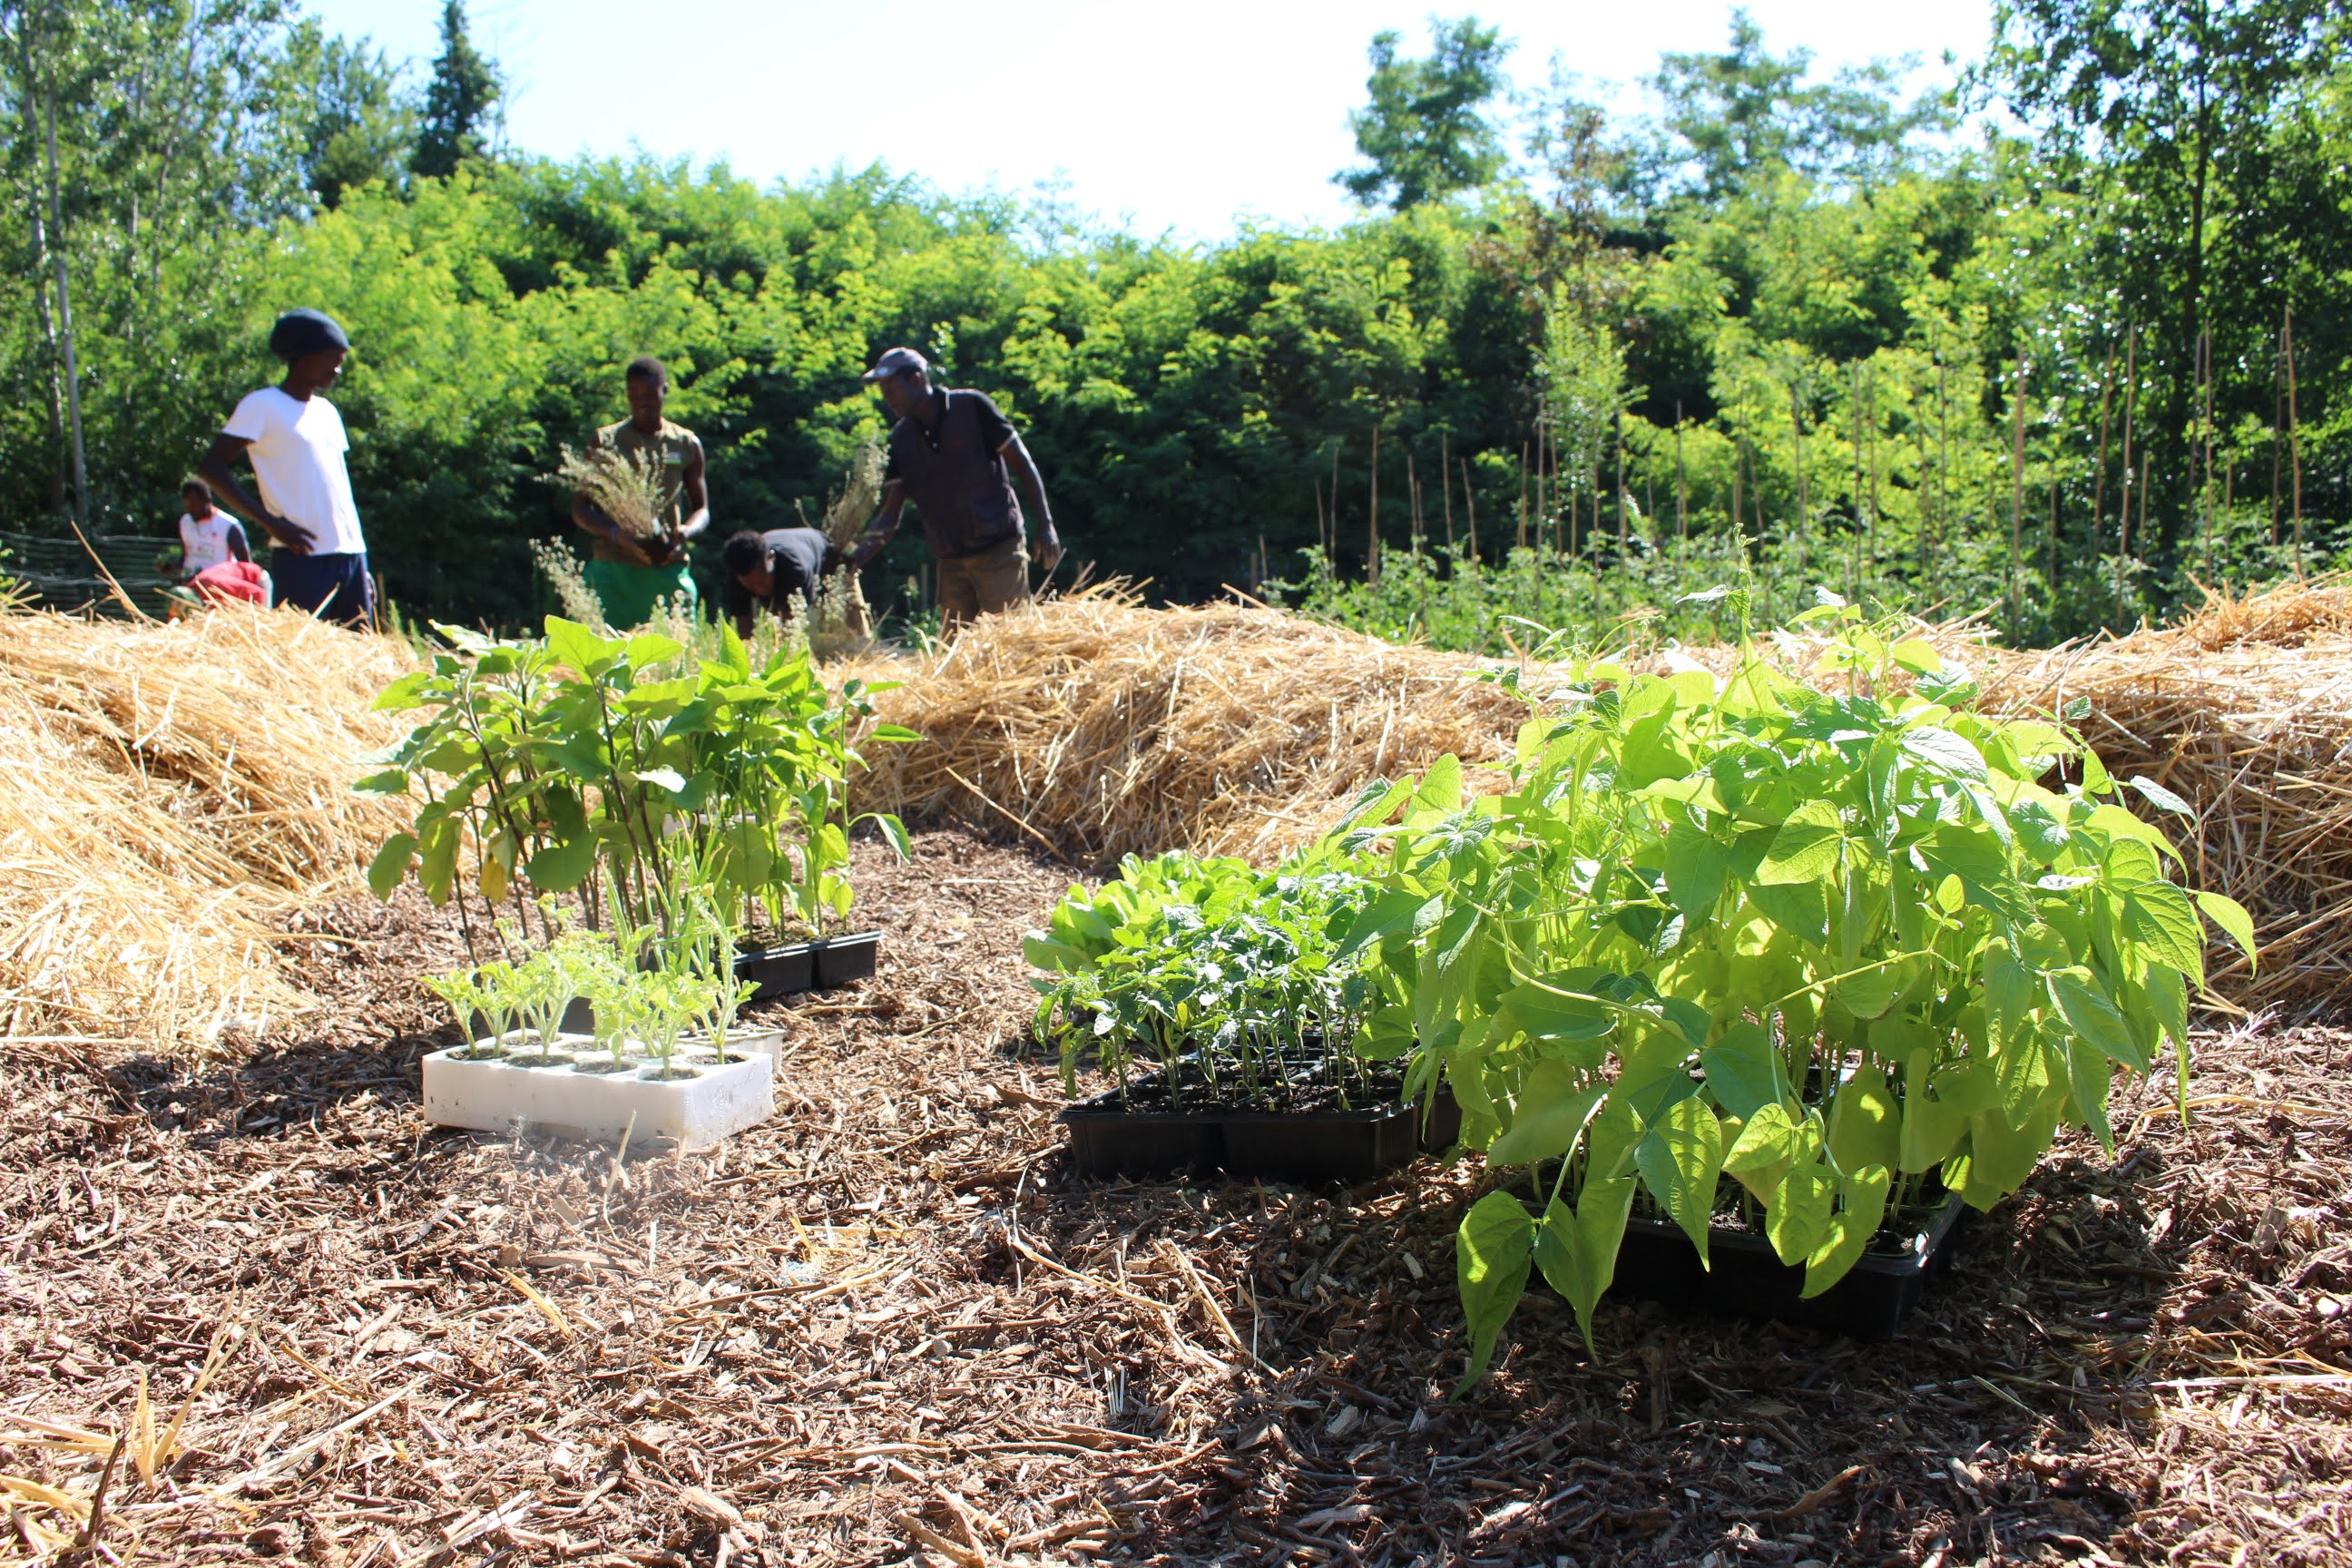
[273,550,375,629]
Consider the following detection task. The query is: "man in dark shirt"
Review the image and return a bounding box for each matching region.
[849,347,1063,631]
[720,526,834,639]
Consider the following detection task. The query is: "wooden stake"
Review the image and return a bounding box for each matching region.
[1367,422,1380,587]
[2119,326,2137,623]
[2199,327,2216,582]
[1329,442,1341,564]
[2092,339,2116,567]
[1849,363,1867,597]
[1673,401,1688,545]
[1517,440,1529,552]
[2286,307,2304,576]
[1614,399,1628,570]
[2008,352,2028,631]
[2271,323,2285,548]
[1440,431,1454,554]
[1787,377,1810,586]
[1461,456,1478,561]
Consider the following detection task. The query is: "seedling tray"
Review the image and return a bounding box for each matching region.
[1605,1190,1971,1339]
[733,930,883,1000]
[422,1037,774,1150]
[1062,1082,1459,1184]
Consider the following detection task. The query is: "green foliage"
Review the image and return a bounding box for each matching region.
[411,0,502,181]
[1338,17,1513,211]
[360,615,915,955]
[0,5,2344,642]
[1315,599,2252,1384]
[1026,852,1395,1111]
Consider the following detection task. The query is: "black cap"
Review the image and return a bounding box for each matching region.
[269,308,349,364]
[861,346,928,383]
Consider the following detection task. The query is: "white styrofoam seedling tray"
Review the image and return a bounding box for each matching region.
[421,1033,774,1149]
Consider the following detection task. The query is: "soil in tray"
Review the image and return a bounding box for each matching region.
[1598,1183,1972,1339]
[1062,1059,1458,1184]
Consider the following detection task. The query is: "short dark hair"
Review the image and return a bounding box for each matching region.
[721,530,769,577]
[181,476,212,501]
[625,355,668,387]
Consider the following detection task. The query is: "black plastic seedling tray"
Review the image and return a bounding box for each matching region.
[732,929,883,1000]
[1062,1081,1461,1184]
[1606,1190,1972,1339]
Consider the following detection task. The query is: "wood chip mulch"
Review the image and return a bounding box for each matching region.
[3,825,2347,1567]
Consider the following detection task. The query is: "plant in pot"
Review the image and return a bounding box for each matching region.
[1030,853,1447,1181]
[361,617,916,997]
[1328,595,2257,1387]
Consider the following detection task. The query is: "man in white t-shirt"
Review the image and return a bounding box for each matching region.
[197,308,376,629]
[164,478,251,582]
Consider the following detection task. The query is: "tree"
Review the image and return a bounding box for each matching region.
[1645,9,1949,203]
[295,25,416,207]
[410,0,499,181]
[1338,16,1511,211]
[1985,0,2335,555]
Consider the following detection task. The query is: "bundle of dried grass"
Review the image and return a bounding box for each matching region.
[544,444,667,542]
[1984,577,2352,1009]
[0,603,413,1052]
[820,443,887,552]
[852,586,1530,863]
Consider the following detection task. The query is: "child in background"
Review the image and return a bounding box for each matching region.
[163,477,251,583]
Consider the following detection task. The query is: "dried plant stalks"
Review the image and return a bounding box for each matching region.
[822,443,887,551]
[545,443,668,541]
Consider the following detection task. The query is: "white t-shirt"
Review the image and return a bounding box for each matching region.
[177,511,245,575]
[222,387,367,556]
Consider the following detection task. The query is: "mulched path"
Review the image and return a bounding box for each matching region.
[3,825,2347,1567]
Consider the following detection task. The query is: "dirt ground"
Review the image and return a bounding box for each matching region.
[4,825,2348,1568]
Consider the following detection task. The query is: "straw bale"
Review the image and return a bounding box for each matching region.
[1984,577,2352,1010]
[0,603,413,1052]
[853,586,1531,863]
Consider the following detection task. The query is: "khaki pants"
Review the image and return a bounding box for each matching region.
[937,535,1030,631]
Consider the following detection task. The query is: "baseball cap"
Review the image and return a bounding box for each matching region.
[861,346,928,383]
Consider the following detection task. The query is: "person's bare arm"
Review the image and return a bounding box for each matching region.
[674,445,710,543]
[849,477,908,569]
[227,523,252,564]
[1002,435,1062,571]
[198,435,317,552]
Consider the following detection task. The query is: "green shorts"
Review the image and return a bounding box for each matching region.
[583,557,698,630]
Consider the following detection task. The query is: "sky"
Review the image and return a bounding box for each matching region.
[303,0,1994,240]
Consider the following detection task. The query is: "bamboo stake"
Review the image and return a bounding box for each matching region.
[2119,326,2137,623]
[1935,358,1950,603]
[1614,400,1628,572]
[2047,475,2059,601]
[1367,422,1380,587]
[1313,473,1327,560]
[1440,431,1454,554]
[1461,457,1477,561]
[1865,368,1882,590]
[1787,378,1810,587]
[1673,401,1688,546]
[1517,440,1529,552]
[2199,327,2216,582]
[2285,307,2304,576]
[2271,324,2284,548]
[2092,339,2117,569]
[1849,363,1867,597]
[1730,436,1744,557]
[1329,441,1340,563]
[2009,352,2028,632]
[1407,449,1423,551]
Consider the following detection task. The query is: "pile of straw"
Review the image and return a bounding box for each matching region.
[854,588,1532,864]
[1984,577,2352,1009]
[0,603,413,1051]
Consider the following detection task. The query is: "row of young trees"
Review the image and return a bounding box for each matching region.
[0,2,2344,638]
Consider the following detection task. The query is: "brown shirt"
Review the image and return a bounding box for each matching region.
[589,416,701,564]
